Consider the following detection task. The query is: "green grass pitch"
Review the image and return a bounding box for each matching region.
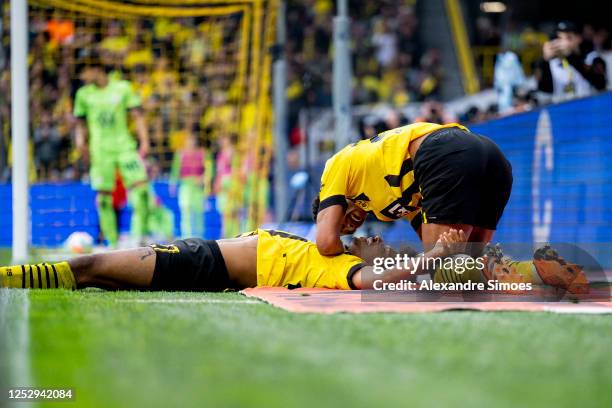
[1,249,611,407]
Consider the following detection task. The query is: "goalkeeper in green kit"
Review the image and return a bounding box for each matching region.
[73,55,151,247]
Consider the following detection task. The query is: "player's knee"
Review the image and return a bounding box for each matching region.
[69,254,99,286]
[128,186,149,209]
[96,193,113,209]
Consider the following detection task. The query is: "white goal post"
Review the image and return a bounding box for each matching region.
[11,0,29,262]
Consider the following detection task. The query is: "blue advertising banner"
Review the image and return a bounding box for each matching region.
[470,93,612,245]
[0,182,221,247]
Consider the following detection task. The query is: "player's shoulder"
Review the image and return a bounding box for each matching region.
[378,122,428,138]
[379,124,411,138]
[326,252,366,278]
[337,252,365,265]
[110,79,134,92]
[262,229,309,243]
[337,138,373,157]
[323,148,351,173]
[75,83,95,96]
[379,122,468,142]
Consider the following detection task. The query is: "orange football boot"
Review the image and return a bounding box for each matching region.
[533,245,589,294]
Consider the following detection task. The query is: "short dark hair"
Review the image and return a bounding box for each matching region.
[311,195,320,222]
[88,51,113,74]
[88,50,103,68]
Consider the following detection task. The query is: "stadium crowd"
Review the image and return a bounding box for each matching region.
[285,0,442,145]
[465,17,610,121]
[0,0,442,181]
[0,6,243,182]
[286,0,438,107]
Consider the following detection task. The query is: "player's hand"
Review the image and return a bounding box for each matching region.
[432,229,467,257]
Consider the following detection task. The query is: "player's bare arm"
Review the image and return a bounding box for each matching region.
[315,204,346,255]
[130,108,150,157]
[315,199,368,256]
[74,117,88,160]
[351,229,466,289]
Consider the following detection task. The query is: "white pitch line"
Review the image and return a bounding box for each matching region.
[544,305,612,314]
[114,298,261,304]
[0,289,33,408]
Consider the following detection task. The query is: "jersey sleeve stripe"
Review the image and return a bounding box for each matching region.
[347,263,366,290]
[319,195,347,212]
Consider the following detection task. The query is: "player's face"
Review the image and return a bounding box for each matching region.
[91,66,108,86]
[340,202,367,235]
[79,66,94,84]
[347,236,394,264]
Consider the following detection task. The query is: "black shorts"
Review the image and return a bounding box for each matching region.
[413,127,513,230]
[150,239,234,292]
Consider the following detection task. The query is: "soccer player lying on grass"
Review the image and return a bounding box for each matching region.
[1,228,465,292]
[1,227,587,293]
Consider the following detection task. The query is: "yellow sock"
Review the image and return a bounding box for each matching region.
[54,262,77,289]
[0,262,76,289]
[457,266,487,283]
[506,260,542,284]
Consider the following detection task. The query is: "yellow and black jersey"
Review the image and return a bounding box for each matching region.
[240,229,365,290]
[319,122,467,231]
